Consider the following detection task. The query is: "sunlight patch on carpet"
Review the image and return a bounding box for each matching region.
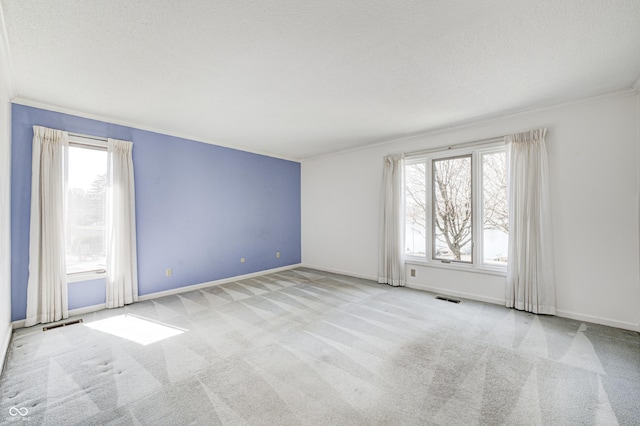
[84,314,186,345]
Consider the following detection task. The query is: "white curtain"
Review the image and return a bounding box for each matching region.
[378,154,406,287]
[25,126,69,326]
[105,138,139,308]
[505,129,556,314]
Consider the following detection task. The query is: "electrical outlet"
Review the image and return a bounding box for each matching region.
[166,268,172,277]
[276,251,281,259]
[410,269,416,277]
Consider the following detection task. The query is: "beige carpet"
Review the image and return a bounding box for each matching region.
[1,268,639,424]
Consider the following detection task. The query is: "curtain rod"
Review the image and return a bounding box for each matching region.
[404,135,505,158]
[68,132,108,142]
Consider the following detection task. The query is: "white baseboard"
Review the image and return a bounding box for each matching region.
[0,322,12,374]
[300,264,377,281]
[70,303,107,317]
[405,282,505,306]
[556,309,640,332]
[10,263,638,334]
[137,263,302,301]
[12,303,108,330]
[302,267,640,332]
[407,284,640,332]
[63,303,107,321]
[300,265,506,306]
[11,264,302,330]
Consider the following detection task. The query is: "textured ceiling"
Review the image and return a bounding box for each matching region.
[2,1,640,159]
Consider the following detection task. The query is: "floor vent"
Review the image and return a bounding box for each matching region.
[43,318,83,331]
[435,295,461,304]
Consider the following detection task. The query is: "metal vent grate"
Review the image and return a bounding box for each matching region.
[435,295,461,304]
[43,318,83,331]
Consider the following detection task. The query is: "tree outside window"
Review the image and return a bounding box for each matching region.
[404,146,508,268]
[66,145,107,274]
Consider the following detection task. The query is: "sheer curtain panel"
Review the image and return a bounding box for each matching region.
[25,126,69,326]
[105,138,139,308]
[505,129,556,314]
[378,154,406,287]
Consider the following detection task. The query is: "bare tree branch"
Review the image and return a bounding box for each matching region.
[405,152,507,260]
[434,156,471,260]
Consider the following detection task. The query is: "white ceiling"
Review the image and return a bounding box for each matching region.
[2,1,640,160]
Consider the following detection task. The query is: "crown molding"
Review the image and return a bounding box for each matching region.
[0,6,15,98]
[302,89,638,162]
[11,97,301,163]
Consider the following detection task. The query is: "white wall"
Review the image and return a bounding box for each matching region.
[0,17,12,371]
[302,91,640,331]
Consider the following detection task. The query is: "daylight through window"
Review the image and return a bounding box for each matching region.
[405,143,508,270]
[433,155,472,263]
[66,142,108,275]
[481,151,508,266]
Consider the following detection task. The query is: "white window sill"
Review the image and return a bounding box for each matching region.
[405,258,507,277]
[67,271,107,283]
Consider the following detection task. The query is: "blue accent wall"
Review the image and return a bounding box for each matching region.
[10,104,301,322]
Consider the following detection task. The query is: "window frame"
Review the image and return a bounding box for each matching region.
[404,141,508,276]
[66,134,108,282]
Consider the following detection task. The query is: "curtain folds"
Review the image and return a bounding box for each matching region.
[378,154,406,287]
[505,129,556,314]
[25,126,69,326]
[105,138,139,308]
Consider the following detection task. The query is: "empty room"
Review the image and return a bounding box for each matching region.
[1,1,639,424]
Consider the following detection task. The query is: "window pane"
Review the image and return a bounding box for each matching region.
[482,152,508,265]
[433,155,472,262]
[405,163,426,256]
[66,146,107,274]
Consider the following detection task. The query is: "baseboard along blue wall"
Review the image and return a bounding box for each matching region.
[10,104,301,321]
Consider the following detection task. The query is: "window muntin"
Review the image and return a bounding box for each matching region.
[405,144,508,271]
[66,143,107,275]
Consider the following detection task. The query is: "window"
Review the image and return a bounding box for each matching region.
[66,138,108,276]
[481,151,508,266]
[405,162,427,256]
[433,155,472,263]
[405,143,508,271]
